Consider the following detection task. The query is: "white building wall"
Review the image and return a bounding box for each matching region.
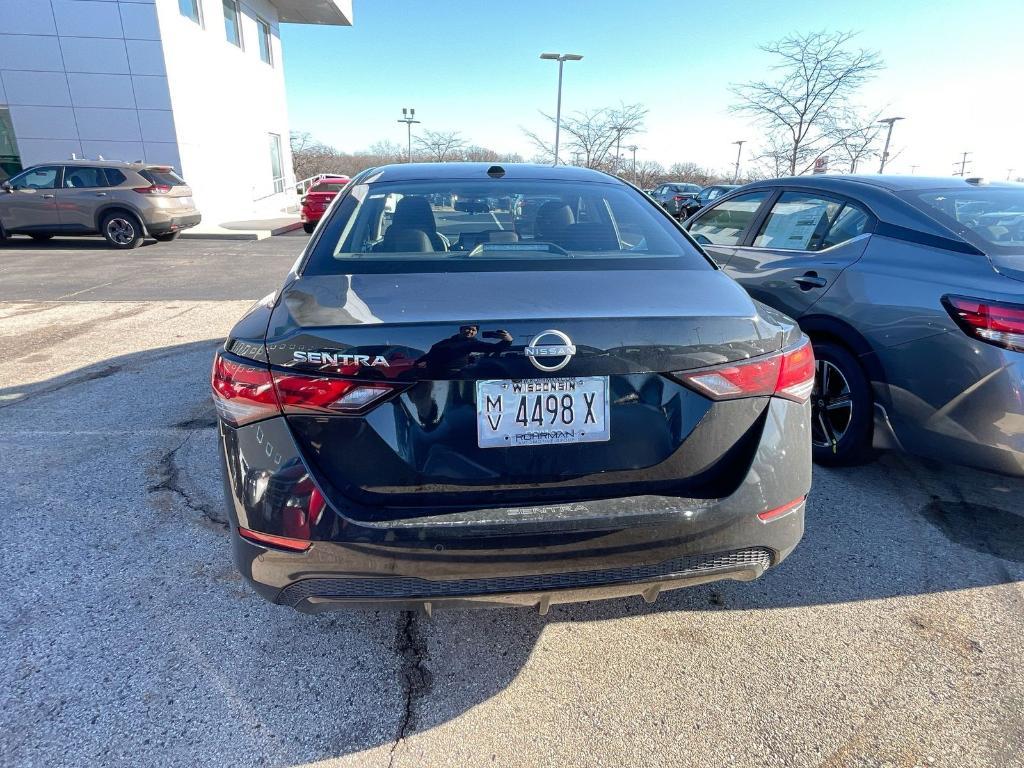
[1,0,305,224]
[0,0,180,170]
[153,0,296,221]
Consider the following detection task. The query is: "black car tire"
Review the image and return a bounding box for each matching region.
[101,211,144,250]
[153,231,180,242]
[30,234,54,242]
[303,222,316,234]
[810,340,874,466]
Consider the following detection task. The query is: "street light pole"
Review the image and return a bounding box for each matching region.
[627,144,638,184]
[540,53,583,166]
[397,108,421,163]
[877,116,904,174]
[731,140,745,184]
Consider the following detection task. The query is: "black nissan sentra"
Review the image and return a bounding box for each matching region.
[212,163,814,613]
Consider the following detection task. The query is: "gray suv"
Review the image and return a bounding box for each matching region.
[684,175,1024,477]
[0,161,201,249]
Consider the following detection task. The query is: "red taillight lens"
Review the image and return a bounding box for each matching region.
[675,338,815,403]
[211,350,402,425]
[211,353,279,426]
[673,194,685,201]
[776,339,816,401]
[133,184,172,194]
[271,371,398,414]
[943,295,1024,352]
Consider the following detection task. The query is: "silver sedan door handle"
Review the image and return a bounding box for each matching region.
[95,192,107,196]
[42,193,55,199]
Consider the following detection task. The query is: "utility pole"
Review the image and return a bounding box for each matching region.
[953,152,972,177]
[877,116,904,174]
[731,140,745,184]
[1007,168,1015,181]
[910,165,919,175]
[627,144,638,184]
[397,108,420,163]
[539,53,583,165]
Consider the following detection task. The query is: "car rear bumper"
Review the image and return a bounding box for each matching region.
[218,397,812,612]
[147,212,201,235]
[877,342,1024,477]
[300,209,325,223]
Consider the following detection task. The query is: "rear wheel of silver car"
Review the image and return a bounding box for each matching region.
[101,212,144,250]
[810,340,873,466]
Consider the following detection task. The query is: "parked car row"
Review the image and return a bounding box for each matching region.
[0,161,201,249]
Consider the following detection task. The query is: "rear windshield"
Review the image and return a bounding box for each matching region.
[905,187,1024,253]
[140,168,186,186]
[310,182,347,193]
[303,177,710,274]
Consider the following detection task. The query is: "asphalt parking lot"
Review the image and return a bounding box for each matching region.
[2,234,1023,768]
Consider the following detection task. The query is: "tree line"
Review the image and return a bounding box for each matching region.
[293,30,899,186]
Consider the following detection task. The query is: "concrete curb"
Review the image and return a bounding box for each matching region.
[180,221,305,241]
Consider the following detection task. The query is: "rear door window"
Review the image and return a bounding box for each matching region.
[753,192,842,251]
[63,167,107,189]
[688,191,770,246]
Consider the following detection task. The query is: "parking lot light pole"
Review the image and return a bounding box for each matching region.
[397,108,420,163]
[540,53,583,166]
[877,116,904,174]
[627,145,638,184]
[731,140,745,184]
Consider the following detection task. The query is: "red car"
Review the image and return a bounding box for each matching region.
[300,175,350,233]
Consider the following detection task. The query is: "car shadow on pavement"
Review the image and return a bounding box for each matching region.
[0,235,159,250]
[3,340,1023,765]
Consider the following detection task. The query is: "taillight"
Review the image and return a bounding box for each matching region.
[673,194,685,202]
[674,338,815,402]
[942,295,1024,352]
[211,350,403,426]
[211,353,279,426]
[271,372,399,415]
[133,184,172,194]
[238,527,311,552]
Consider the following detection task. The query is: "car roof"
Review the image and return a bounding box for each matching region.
[29,160,166,170]
[748,174,1020,193]
[361,162,618,183]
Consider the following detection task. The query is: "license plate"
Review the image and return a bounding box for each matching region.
[476,377,610,448]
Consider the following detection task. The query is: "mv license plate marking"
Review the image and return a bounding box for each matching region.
[476,377,610,448]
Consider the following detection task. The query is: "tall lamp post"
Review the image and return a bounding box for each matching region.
[731,140,745,183]
[627,144,638,184]
[877,116,904,174]
[397,108,420,163]
[540,52,583,166]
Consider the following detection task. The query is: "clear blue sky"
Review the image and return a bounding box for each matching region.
[281,0,1023,178]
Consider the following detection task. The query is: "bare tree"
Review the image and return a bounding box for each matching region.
[731,31,884,176]
[633,160,665,189]
[523,103,647,169]
[414,130,468,162]
[290,132,346,180]
[667,162,718,185]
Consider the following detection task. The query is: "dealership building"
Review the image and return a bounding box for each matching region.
[0,0,352,224]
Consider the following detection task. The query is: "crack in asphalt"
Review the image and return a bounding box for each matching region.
[388,611,432,768]
[147,429,227,531]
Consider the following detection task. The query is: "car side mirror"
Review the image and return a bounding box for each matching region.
[1,181,12,193]
[693,234,712,246]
